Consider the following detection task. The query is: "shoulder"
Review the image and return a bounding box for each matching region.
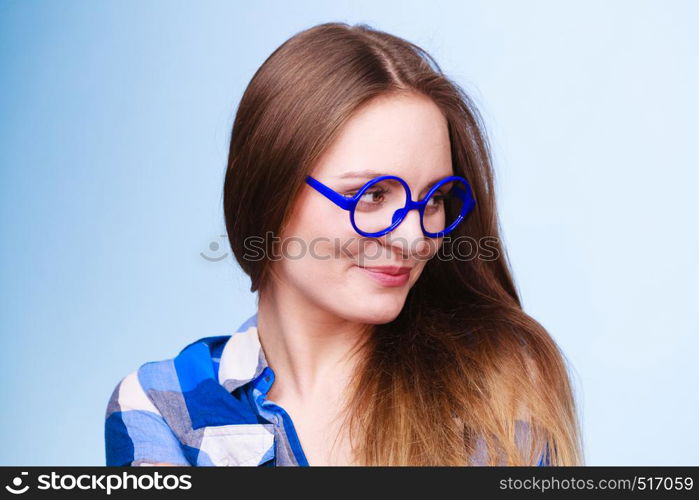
[104,359,188,465]
[104,313,259,466]
[108,334,230,400]
[134,312,258,390]
[103,335,232,466]
[108,309,258,410]
[106,333,233,418]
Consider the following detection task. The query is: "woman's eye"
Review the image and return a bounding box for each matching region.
[348,188,387,202]
[360,190,385,202]
[426,194,446,208]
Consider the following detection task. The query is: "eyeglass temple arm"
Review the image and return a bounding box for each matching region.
[305,176,354,210]
[456,184,477,215]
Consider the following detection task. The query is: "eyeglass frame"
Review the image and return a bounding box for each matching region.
[304,174,476,238]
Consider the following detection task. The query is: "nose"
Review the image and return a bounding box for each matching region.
[385,207,431,258]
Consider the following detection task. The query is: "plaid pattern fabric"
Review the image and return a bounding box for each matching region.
[105,312,550,466]
[105,313,307,466]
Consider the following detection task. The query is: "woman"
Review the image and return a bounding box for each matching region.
[105,22,583,466]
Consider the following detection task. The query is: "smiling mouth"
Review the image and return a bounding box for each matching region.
[355,265,412,287]
[357,265,412,275]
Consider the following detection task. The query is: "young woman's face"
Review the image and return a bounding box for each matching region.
[273,92,453,324]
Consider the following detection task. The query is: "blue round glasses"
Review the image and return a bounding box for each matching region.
[305,174,476,238]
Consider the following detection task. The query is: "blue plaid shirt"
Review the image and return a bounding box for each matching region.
[105,312,550,466]
[105,313,307,466]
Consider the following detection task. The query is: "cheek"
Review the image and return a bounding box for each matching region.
[419,236,443,260]
[286,193,351,240]
[276,198,357,280]
[274,236,360,311]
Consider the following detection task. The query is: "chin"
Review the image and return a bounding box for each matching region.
[351,295,405,324]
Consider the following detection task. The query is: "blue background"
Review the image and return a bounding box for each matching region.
[1,0,697,465]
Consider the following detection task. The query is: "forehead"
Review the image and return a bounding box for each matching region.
[312,92,453,182]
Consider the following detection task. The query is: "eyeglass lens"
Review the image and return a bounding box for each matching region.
[351,178,467,235]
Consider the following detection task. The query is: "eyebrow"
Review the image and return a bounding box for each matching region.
[337,169,388,179]
[336,169,452,188]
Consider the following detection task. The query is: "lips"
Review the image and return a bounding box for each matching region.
[356,265,412,287]
[359,265,412,275]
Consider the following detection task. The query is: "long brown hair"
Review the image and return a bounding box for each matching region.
[223,22,583,465]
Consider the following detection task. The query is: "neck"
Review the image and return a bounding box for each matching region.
[256,284,371,404]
